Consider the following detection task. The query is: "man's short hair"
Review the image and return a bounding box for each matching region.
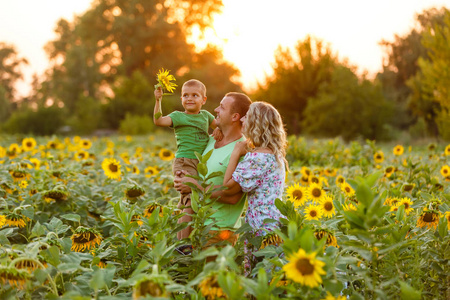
[226,92,252,118]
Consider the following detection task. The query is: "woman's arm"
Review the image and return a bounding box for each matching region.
[223,141,248,184]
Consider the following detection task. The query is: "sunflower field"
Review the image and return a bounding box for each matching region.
[0,134,449,299]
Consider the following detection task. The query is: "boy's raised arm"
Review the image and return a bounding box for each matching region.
[153,87,173,127]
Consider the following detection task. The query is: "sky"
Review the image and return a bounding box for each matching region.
[1,0,450,96]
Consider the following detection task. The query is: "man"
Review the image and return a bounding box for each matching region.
[174,92,252,246]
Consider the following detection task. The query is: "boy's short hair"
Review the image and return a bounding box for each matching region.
[182,79,206,97]
[226,92,252,118]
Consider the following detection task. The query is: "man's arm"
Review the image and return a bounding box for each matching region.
[174,171,243,204]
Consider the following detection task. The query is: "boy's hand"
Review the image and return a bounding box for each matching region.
[233,141,248,157]
[154,86,163,101]
[212,127,223,141]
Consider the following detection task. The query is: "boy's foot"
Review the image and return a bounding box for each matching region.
[176,244,193,256]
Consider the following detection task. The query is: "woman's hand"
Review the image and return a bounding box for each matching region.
[154,86,163,101]
[233,141,249,157]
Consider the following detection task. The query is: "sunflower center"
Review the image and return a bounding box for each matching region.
[403,203,410,209]
[109,164,118,172]
[295,258,314,275]
[26,142,32,147]
[423,212,435,222]
[293,190,302,199]
[386,167,393,173]
[163,151,171,157]
[312,189,321,197]
[345,187,351,193]
[324,202,333,211]
[444,169,449,175]
[310,210,317,217]
[311,177,319,184]
[376,155,381,159]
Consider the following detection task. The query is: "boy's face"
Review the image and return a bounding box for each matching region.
[181,85,206,114]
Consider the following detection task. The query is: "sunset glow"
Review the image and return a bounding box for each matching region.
[1,0,450,95]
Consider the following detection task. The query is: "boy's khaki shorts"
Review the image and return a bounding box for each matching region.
[172,157,198,206]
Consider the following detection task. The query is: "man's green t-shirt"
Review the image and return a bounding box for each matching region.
[169,110,215,159]
[203,136,246,229]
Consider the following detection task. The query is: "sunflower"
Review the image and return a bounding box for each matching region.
[18,181,28,189]
[144,204,163,218]
[5,212,30,228]
[314,229,338,248]
[74,150,89,161]
[300,174,310,186]
[393,145,404,156]
[0,146,5,158]
[260,233,283,249]
[309,175,321,185]
[22,137,37,151]
[282,248,326,288]
[286,183,307,206]
[301,166,312,177]
[304,204,323,221]
[102,148,114,156]
[156,68,177,93]
[9,143,21,154]
[445,144,450,156]
[46,140,60,150]
[398,197,414,215]
[10,169,29,182]
[43,189,68,203]
[343,202,357,211]
[158,148,175,161]
[340,182,355,198]
[133,278,169,299]
[335,175,345,186]
[373,151,384,163]
[321,292,347,300]
[384,166,395,178]
[132,165,140,174]
[0,215,6,227]
[0,266,30,289]
[126,185,145,201]
[198,274,225,299]
[440,165,450,177]
[305,183,326,203]
[324,168,337,177]
[319,195,335,218]
[402,183,415,192]
[445,212,450,230]
[15,259,43,272]
[29,157,41,169]
[417,209,440,230]
[79,139,92,150]
[144,166,160,178]
[428,143,436,151]
[101,158,122,180]
[71,226,102,252]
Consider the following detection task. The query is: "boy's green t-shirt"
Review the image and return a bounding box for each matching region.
[169,110,215,159]
[203,136,246,229]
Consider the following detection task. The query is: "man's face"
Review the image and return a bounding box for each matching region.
[214,96,235,129]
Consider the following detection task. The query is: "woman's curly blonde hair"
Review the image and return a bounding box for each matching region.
[243,101,288,170]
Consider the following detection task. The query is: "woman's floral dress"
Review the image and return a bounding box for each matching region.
[232,152,285,275]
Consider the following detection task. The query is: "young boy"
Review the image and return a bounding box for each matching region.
[153,79,219,241]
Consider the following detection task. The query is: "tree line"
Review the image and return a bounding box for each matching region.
[0,1,449,141]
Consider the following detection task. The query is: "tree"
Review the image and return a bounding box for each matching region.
[0,42,28,123]
[408,9,450,140]
[378,7,449,135]
[302,66,392,141]
[40,0,234,119]
[252,36,337,134]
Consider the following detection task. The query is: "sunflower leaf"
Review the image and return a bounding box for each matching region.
[154,112,162,120]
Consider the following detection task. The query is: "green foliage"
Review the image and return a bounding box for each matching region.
[68,95,103,135]
[2,106,66,135]
[408,9,450,140]
[119,113,154,135]
[302,66,393,141]
[253,36,337,134]
[0,42,28,101]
